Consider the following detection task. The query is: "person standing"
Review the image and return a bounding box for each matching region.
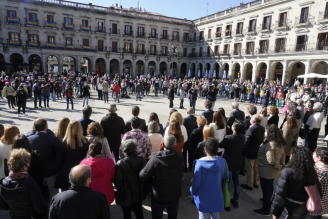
[82,84,90,107]
[202,100,214,125]
[241,115,265,191]
[114,140,145,219]
[49,165,110,219]
[65,84,74,110]
[178,86,186,109]
[306,102,324,152]
[102,80,109,103]
[188,86,198,111]
[2,82,16,109]
[191,138,228,219]
[112,82,121,103]
[16,84,28,115]
[101,104,125,161]
[79,106,94,136]
[227,102,245,129]
[140,135,184,219]
[125,106,147,133]
[168,84,175,108]
[41,82,50,108]
[32,81,42,108]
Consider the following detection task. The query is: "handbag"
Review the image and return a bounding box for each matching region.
[222,160,231,209]
[305,184,322,213]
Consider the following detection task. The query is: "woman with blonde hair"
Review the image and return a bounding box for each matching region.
[0,126,20,178]
[55,121,89,191]
[194,125,215,160]
[148,121,163,153]
[165,111,188,143]
[55,117,70,140]
[209,111,226,143]
[86,121,114,160]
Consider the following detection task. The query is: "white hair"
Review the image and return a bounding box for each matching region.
[313,102,323,112]
[231,102,239,109]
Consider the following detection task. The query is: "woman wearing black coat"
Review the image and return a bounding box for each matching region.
[16,84,28,115]
[188,116,207,168]
[114,139,145,219]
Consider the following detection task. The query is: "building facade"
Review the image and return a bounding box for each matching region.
[193,0,328,84]
[0,0,193,77]
[0,0,328,83]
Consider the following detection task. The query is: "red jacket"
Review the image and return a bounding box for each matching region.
[80,157,115,204]
[113,84,121,94]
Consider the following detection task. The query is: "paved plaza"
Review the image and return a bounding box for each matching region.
[0,92,327,219]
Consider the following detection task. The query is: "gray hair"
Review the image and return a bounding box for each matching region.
[164,134,177,150]
[231,102,239,109]
[313,102,323,112]
[187,107,195,115]
[148,121,160,134]
[121,139,138,156]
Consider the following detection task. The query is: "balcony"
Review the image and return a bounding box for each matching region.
[258,47,268,54]
[295,16,313,28]
[47,43,57,48]
[160,35,169,41]
[318,11,328,24]
[109,28,119,35]
[245,49,255,56]
[27,41,40,47]
[275,46,286,53]
[295,43,307,52]
[233,50,242,56]
[317,42,328,50]
[63,23,74,30]
[260,27,272,33]
[65,44,75,49]
[80,25,91,32]
[95,27,106,33]
[45,21,57,28]
[136,50,146,54]
[136,33,146,38]
[7,39,21,46]
[6,17,20,24]
[149,33,157,39]
[247,30,257,36]
[123,31,133,37]
[274,21,290,31]
[25,19,39,26]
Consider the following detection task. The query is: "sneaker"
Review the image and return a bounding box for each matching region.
[253,209,270,216]
[240,184,253,191]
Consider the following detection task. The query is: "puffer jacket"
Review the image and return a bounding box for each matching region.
[0,173,47,219]
[114,155,145,206]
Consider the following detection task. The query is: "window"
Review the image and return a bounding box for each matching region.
[97,21,104,32]
[299,7,309,23]
[208,29,212,39]
[275,38,286,52]
[65,37,73,46]
[248,19,257,32]
[259,40,269,53]
[137,44,145,54]
[150,45,157,55]
[151,28,157,38]
[46,15,54,24]
[325,3,328,19]
[28,12,38,22]
[199,47,203,57]
[191,48,196,56]
[82,19,89,27]
[193,32,197,41]
[28,34,39,44]
[296,35,308,51]
[183,48,187,57]
[246,42,255,54]
[216,27,222,37]
[64,17,73,25]
[262,16,272,30]
[112,23,118,34]
[97,40,104,51]
[48,36,55,45]
[236,22,243,35]
[112,41,118,52]
[123,42,133,53]
[183,33,190,42]
[137,26,145,37]
[9,32,20,43]
[225,25,232,36]
[199,31,204,41]
[124,25,133,35]
[214,45,219,56]
[82,39,90,47]
[317,33,328,50]
[207,46,211,56]
[161,46,168,55]
[234,43,242,55]
[7,10,16,18]
[278,12,287,27]
[173,31,180,41]
[162,30,168,39]
[223,44,230,55]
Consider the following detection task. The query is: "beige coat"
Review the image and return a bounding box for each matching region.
[282,123,300,156]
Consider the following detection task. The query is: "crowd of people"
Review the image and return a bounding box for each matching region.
[0,70,328,219]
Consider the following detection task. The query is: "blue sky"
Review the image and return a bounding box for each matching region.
[77,0,253,20]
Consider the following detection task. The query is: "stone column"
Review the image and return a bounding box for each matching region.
[42,56,48,73]
[75,56,81,72]
[240,62,245,81]
[107,59,111,76]
[58,56,63,74]
[265,61,270,80]
[304,60,311,84]
[251,62,257,83]
[90,57,95,74]
[281,61,288,86]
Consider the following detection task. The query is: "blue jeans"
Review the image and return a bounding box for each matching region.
[199,212,220,219]
[230,171,240,202]
[83,97,89,107]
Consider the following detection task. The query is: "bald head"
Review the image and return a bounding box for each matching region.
[69,165,91,187]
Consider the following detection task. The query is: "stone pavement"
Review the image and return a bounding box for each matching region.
[0,92,327,219]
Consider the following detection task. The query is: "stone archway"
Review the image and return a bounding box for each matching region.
[62,56,76,73]
[197,63,203,77]
[28,54,42,72]
[180,63,187,78]
[47,55,59,73]
[0,54,5,71]
[110,59,120,77]
[213,63,220,78]
[136,60,145,75]
[243,63,253,81]
[287,61,305,82]
[95,58,106,75]
[231,63,241,80]
[80,57,91,73]
[123,60,133,75]
[256,62,267,82]
[222,63,229,79]
[148,61,156,75]
[270,62,284,81]
[160,62,167,75]
[10,53,24,73]
[311,61,328,74]
[191,63,196,77]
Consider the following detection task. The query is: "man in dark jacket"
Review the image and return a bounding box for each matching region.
[168,85,175,108]
[79,106,94,136]
[125,106,147,133]
[183,107,198,170]
[114,139,145,219]
[140,135,184,219]
[27,118,63,201]
[206,85,218,109]
[49,165,109,219]
[241,115,265,191]
[101,104,125,161]
[227,102,245,128]
[202,100,214,125]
